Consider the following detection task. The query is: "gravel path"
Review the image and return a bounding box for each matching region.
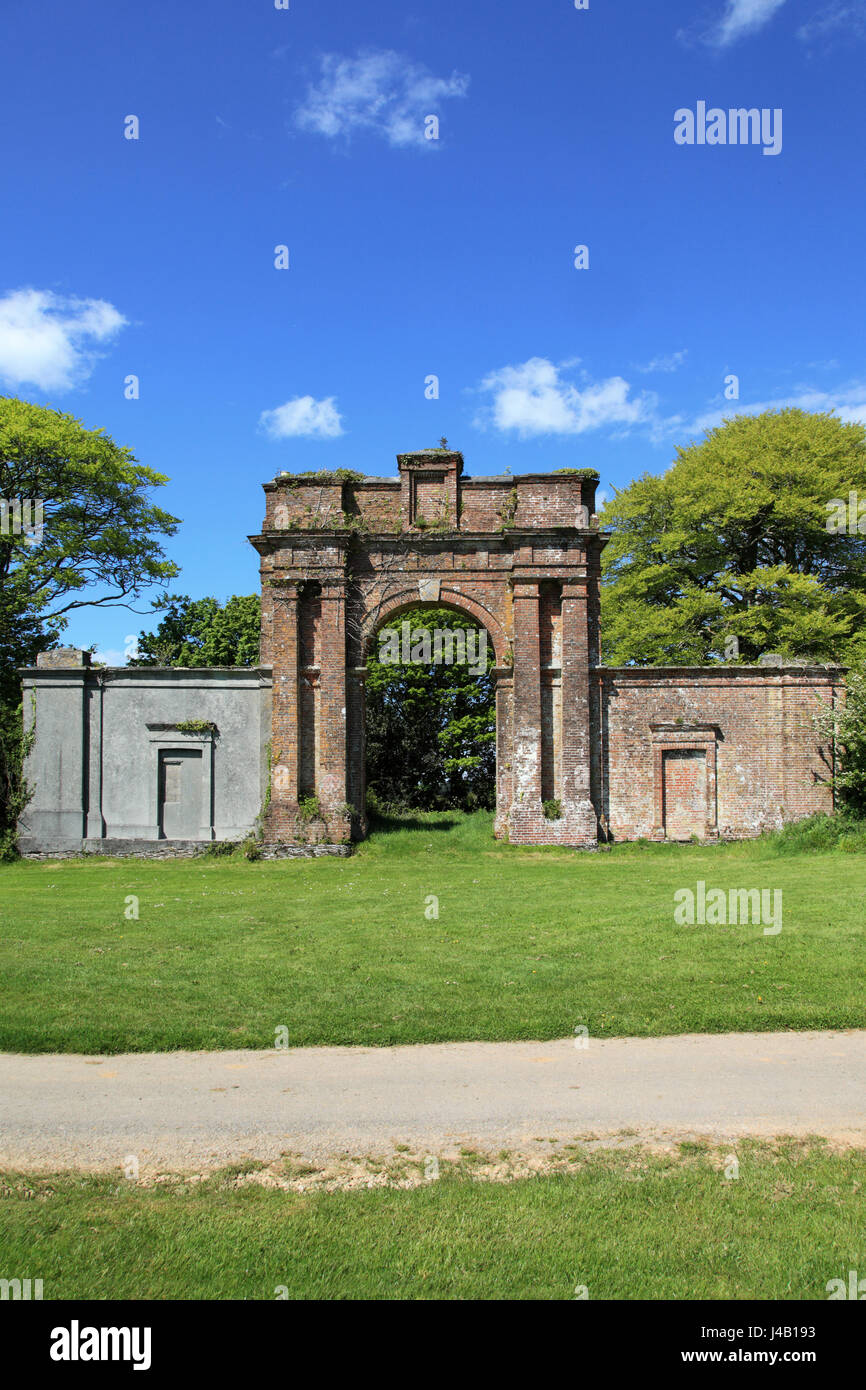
[1,1029,864,1172]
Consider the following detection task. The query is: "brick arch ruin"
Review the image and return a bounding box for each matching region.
[252,448,604,848]
[17,448,841,858]
[250,447,840,854]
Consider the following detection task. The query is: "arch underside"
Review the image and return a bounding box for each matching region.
[360,586,509,667]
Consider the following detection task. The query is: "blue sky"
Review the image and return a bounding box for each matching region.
[2,0,864,660]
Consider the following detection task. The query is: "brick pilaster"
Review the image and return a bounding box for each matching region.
[509,581,543,834]
[317,579,349,833]
[265,581,300,838]
[560,581,597,843]
[493,669,513,839]
[259,579,274,666]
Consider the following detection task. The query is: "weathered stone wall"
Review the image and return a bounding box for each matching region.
[19,660,272,856]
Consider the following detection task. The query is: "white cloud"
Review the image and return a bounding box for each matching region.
[0,288,127,392]
[690,382,866,435]
[717,0,789,43]
[474,361,866,449]
[259,395,344,439]
[680,0,788,47]
[92,649,128,668]
[475,358,657,439]
[294,49,469,148]
[634,350,688,375]
[797,4,866,43]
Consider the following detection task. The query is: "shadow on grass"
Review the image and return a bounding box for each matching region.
[367,810,462,834]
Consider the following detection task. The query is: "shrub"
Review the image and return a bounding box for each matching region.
[762,812,866,855]
[0,701,35,861]
[201,840,236,858]
[297,794,322,824]
[817,671,866,817]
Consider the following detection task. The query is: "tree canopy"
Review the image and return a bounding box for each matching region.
[0,397,179,855]
[0,398,179,663]
[365,606,495,812]
[600,408,866,667]
[131,594,260,667]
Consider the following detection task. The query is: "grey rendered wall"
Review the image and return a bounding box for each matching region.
[18,666,273,854]
[18,666,89,850]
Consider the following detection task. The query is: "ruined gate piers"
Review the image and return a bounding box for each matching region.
[250,449,605,849]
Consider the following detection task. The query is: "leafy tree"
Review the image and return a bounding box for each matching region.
[0,397,180,853]
[0,700,35,860]
[815,670,866,816]
[600,409,866,666]
[0,397,180,642]
[366,606,495,811]
[131,594,261,666]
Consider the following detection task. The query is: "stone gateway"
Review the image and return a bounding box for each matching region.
[19,449,841,856]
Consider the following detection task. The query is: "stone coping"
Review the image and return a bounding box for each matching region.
[263,471,599,490]
[19,665,274,677]
[596,663,844,675]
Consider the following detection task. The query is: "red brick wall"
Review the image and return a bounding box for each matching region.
[598,668,841,840]
[260,471,597,538]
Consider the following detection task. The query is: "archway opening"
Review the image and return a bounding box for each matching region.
[363,604,496,820]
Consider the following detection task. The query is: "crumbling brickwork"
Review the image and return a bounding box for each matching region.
[251,449,842,849]
[597,667,840,841]
[252,450,602,846]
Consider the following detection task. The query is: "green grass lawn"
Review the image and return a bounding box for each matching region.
[1,811,864,1053]
[1,1142,862,1300]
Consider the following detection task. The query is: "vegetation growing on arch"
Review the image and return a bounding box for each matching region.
[279,469,366,486]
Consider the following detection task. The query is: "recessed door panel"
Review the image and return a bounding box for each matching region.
[662,749,706,840]
[158,749,202,839]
